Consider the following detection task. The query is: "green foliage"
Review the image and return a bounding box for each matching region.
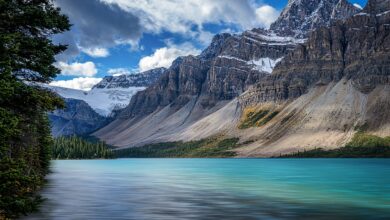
[0,0,70,82]
[346,133,390,148]
[239,110,269,129]
[52,136,114,159]
[115,138,240,158]
[280,133,390,158]
[258,111,279,126]
[0,0,70,218]
[239,109,279,129]
[0,158,43,217]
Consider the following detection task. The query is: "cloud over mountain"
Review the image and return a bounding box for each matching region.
[50,77,102,91]
[139,43,201,72]
[55,62,98,77]
[107,68,132,76]
[54,0,279,61]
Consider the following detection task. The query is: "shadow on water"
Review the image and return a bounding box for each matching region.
[23,159,390,220]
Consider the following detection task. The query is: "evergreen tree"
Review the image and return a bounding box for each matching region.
[52,136,114,159]
[0,0,70,218]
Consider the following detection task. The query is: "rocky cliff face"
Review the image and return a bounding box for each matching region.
[270,0,360,38]
[49,98,109,137]
[121,31,302,119]
[240,1,390,106]
[228,0,390,156]
[94,0,363,149]
[364,0,390,13]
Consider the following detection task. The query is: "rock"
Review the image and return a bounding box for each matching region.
[270,0,360,38]
[364,0,390,14]
[240,0,390,106]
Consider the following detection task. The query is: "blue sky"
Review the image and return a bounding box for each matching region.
[51,0,367,90]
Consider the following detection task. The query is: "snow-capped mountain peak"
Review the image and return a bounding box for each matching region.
[48,67,166,116]
[93,67,166,89]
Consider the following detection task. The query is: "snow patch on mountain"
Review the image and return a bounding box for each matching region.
[217,55,246,62]
[47,85,145,116]
[244,30,306,44]
[247,57,283,73]
[377,10,390,16]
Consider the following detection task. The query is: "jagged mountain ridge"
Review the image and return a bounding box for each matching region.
[50,67,166,116]
[240,0,390,105]
[271,0,360,37]
[93,67,166,89]
[94,0,361,149]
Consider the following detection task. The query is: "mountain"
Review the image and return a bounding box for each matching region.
[112,0,358,120]
[93,67,166,89]
[231,0,390,156]
[49,98,109,137]
[47,67,165,137]
[94,0,364,151]
[50,67,166,116]
[270,0,360,37]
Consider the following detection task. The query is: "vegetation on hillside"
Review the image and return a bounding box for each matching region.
[280,133,390,158]
[53,136,114,159]
[115,138,240,158]
[239,107,279,129]
[0,0,70,218]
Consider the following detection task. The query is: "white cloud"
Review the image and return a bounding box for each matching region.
[103,0,278,34]
[55,0,141,60]
[197,30,215,46]
[139,43,201,72]
[50,77,102,91]
[55,0,280,61]
[107,68,131,76]
[353,3,363,10]
[255,5,280,28]
[56,61,98,77]
[81,47,110,57]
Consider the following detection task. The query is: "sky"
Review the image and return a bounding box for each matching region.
[50,0,367,90]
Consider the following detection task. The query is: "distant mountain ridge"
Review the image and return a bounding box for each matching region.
[47,67,165,136]
[93,67,166,89]
[49,98,109,137]
[49,67,166,116]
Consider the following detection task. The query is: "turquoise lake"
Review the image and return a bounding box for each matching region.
[25,159,390,219]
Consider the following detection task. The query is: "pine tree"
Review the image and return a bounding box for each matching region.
[0,0,70,218]
[52,136,114,159]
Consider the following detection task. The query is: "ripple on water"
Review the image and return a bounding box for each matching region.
[24,159,390,220]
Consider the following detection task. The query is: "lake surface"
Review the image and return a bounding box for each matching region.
[25,159,390,220]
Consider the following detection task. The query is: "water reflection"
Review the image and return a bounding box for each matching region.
[24,159,390,220]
